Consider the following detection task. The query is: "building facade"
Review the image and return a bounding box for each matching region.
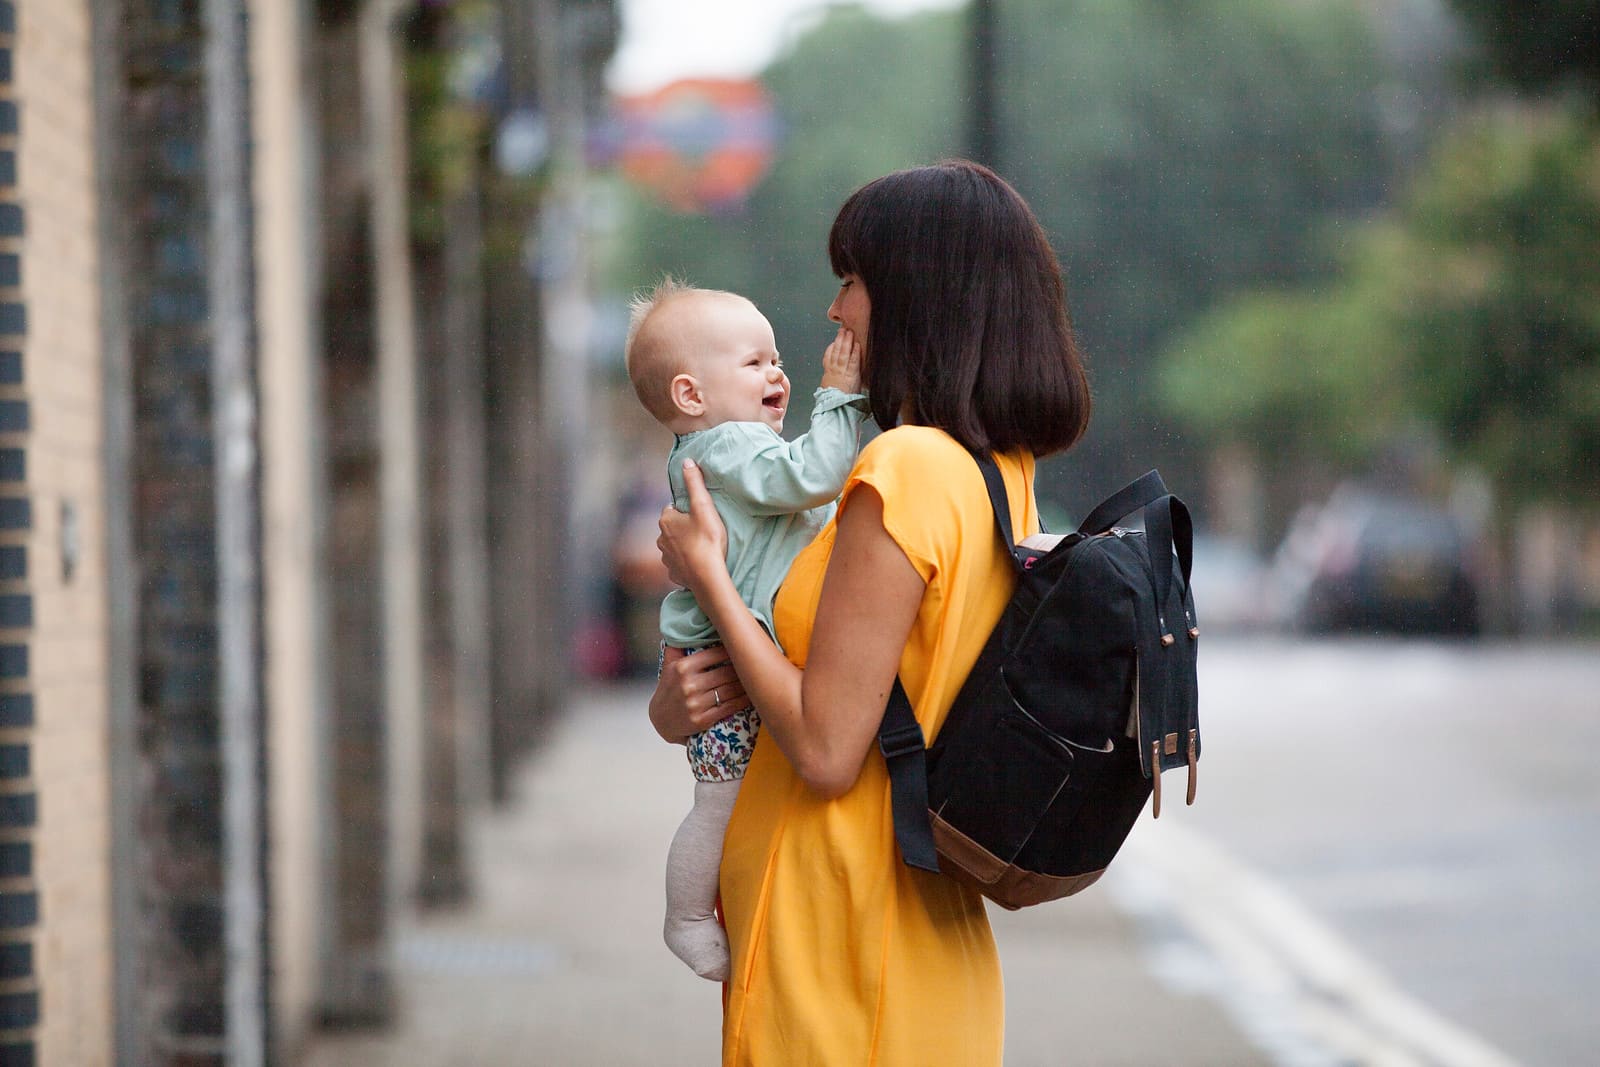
[8,1,115,1061]
[2,0,615,1062]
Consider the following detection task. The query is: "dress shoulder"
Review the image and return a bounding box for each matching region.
[851,425,972,484]
[843,426,987,581]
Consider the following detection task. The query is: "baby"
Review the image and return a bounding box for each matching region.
[625,278,867,981]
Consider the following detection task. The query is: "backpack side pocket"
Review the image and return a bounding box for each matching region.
[934,670,1089,867]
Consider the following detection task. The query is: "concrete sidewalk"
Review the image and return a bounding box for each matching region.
[304,683,1270,1066]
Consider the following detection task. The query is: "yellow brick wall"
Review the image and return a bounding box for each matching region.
[13,0,114,1064]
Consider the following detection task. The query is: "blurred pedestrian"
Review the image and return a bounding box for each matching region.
[651,160,1091,1065]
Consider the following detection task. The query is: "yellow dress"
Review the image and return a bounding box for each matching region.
[719,426,1040,1066]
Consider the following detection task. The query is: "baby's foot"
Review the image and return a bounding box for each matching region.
[665,916,731,982]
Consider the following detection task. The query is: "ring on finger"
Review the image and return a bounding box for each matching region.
[713,687,722,706]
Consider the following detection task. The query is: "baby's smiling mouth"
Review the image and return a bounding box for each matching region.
[763,394,785,411]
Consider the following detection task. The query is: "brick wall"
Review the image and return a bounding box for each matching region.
[10,0,115,1063]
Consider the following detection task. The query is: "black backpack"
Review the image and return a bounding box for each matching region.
[877,455,1200,909]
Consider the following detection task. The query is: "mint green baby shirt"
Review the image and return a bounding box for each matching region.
[661,387,870,650]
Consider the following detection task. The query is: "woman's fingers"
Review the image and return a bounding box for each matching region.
[652,644,743,743]
[657,460,729,588]
[679,460,723,543]
[697,668,747,710]
[657,508,691,587]
[674,645,752,727]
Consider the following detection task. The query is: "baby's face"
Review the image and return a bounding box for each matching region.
[689,298,789,433]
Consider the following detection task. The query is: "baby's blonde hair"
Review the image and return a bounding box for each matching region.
[624,276,737,422]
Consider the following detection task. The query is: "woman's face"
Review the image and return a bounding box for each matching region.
[827,275,870,350]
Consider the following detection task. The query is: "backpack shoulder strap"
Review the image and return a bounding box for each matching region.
[879,450,1015,874]
[972,451,1019,559]
[879,679,940,872]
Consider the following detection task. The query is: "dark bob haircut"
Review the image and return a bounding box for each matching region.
[828,160,1090,456]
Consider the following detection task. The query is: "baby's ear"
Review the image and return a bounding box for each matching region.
[669,374,704,418]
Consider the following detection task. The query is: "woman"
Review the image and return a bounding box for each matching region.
[652,159,1091,1065]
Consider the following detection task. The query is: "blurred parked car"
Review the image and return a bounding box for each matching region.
[1269,486,1482,636]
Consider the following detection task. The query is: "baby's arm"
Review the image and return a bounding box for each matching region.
[819,327,862,395]
[704,343,870,516]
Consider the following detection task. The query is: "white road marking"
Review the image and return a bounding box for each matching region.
[1110,821,1524,1067]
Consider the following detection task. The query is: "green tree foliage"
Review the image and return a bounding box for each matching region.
[603,0,1418,510]
[1161,105,1600,507]
[1158,273,1405,469]
[1445,0,1599,105]
[405,22,490,245]
[1391,107,1600,503]
[996,0,1403,494]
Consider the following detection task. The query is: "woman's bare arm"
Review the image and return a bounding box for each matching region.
[794,484,923,795]
[659,459,925,798]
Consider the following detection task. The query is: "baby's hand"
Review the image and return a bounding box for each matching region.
[820,327,863,394]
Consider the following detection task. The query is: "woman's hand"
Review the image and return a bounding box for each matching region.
[650,645,751,744]
[658,459,729,595]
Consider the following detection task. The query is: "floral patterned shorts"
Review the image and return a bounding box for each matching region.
[687,706,760,783]
[670,645,762,783]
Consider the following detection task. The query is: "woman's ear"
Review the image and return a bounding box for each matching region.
[670,374,705,418]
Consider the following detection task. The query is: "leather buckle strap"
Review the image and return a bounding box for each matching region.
[879,720,926,760]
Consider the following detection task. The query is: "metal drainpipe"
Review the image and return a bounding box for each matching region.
[204,0,268,1062]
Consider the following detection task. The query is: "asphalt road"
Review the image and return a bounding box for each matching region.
[1130,637,1600,1067]
[301,638,1594,1066]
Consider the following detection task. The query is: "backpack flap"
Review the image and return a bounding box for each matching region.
[1131,492,1200,816]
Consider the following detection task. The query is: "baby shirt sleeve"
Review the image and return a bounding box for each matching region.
[700,387,869,516]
